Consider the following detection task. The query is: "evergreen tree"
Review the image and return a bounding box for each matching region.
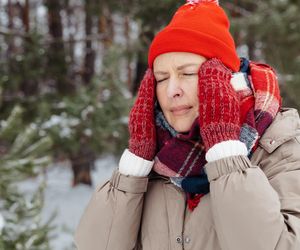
[41,46,130,185]
[225,0,300,110]
[0,105,53,249]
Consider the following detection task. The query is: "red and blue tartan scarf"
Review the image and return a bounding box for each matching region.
[153,58,282,210]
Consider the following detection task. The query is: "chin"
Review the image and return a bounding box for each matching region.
[172,122,193,133]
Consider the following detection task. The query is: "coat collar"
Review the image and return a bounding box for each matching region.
[259,108,300,153]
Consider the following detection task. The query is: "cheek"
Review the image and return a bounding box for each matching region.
[184,81,199,103]
[156,85,167,108]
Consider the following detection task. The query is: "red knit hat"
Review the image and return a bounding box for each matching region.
[148,0,240,72]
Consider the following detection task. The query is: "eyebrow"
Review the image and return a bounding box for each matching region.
[177,63,198,70]
[154,63,198,75]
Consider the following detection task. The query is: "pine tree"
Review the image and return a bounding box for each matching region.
[224,0,300,110]
[0,105,53,250]
[41,46,130,185]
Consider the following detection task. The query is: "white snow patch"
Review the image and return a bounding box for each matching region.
[18,154,117,250]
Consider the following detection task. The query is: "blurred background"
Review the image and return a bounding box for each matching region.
[0,0,299,249]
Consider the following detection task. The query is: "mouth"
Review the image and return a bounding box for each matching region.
[170,105,193,116]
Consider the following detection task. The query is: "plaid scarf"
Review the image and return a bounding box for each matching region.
[153,58,282,210]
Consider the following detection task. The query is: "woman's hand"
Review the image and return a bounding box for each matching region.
[197,58,241,152]
[128,68,157,161]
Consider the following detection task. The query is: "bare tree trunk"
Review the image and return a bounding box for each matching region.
[67,0,96,186]
[7,0,15,57]
[20,0,39,96]
[70,137,95,186]
[23,0,29,32]
[64,1,75,66]
[247,29,256,60]
[98,3,114,50]
[225,1,257,60]
[133,30,154,95]
[45,0,72,94]
[0,1,2,27]
[133,51,147,94]
[82,0,95,84]
[124,15,132,90]
[244,3,257,61]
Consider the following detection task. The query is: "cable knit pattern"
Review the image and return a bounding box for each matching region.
[198,58,241,151]
[129,68,156,161]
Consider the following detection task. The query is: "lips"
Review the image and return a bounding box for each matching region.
[170,105,192,116]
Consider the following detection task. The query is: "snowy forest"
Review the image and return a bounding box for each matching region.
[0,0,299,249]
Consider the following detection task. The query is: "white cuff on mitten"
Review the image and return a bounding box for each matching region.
[231,72,249,91]
[205,140,248,162]
[118,149,154,177]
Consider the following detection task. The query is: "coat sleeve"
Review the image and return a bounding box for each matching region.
[205,137,300,250]
[74,170,148,250]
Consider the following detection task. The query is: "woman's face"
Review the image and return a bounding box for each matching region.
[153,52,207,132]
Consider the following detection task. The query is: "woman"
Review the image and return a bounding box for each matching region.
[74,0,300,249]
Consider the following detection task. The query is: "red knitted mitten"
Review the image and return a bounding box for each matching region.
[129,68,156,160]
[198,58,241,151]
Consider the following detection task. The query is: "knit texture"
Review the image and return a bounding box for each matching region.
[152,58,281,211]
[238,60,282,153]
[148,1,240,71]
[205,140,247,162]
[154,112,206,178]
[119,149,154,177]
[198,58,240,151]
[129,68,156,161]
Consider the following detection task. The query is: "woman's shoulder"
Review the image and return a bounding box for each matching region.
[258,107,300,153]
[253,107,300,178]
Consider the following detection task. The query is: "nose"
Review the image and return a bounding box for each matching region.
[167,77,183,99]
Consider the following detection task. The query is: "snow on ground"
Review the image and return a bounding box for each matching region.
[19,154,117,250]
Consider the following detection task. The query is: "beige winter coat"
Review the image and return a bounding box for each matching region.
[74,108,300,250]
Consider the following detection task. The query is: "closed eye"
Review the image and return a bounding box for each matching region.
[157,78,168,83]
